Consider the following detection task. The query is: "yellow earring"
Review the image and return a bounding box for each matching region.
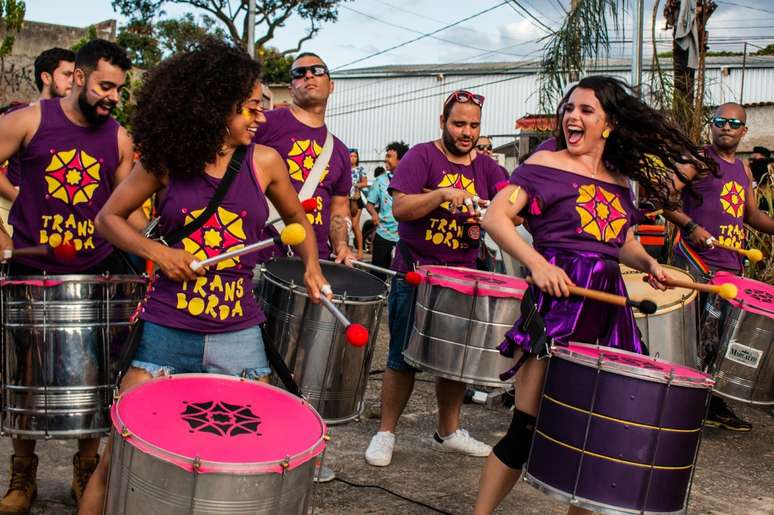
[241,108,252,120]
[602,128,611,139]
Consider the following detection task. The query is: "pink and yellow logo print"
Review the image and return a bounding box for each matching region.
[182,207,247,270]
[437,172,478,213]
[575,184,628,242]
[286,139,329,185]
[720,180,745,218]
[45,149,101,205]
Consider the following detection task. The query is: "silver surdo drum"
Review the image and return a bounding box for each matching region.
[621,265,699,368]
[257,258,387,424]
[403,266,525,387]
[1,274,146,438]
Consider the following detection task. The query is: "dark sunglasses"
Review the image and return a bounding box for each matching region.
[712,116,745,130]
[290,65,329,80]
[444,90,485,108]
[476,144,493,151]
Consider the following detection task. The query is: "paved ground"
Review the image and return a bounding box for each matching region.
[1,317,773,514]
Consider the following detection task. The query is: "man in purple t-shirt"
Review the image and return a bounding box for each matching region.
[365,90,502,467]
[253,52,353,262]
[665,102,774,431]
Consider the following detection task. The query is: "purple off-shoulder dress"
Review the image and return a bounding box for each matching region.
[498,164,646,379]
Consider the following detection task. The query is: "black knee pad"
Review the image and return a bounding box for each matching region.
[493,409,536,470]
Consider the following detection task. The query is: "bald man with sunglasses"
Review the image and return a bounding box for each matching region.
[664,102,774,431]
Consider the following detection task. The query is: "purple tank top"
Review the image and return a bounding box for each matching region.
[510,164,638,259]
[9,98,119,272]
[2,103,28,187]
[141,144,269,333]
[679,146,749,272]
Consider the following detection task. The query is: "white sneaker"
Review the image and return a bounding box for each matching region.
[431,429,491,457]
[365,431,396,466]
[314,463,336,483]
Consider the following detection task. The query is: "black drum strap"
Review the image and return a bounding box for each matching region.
[519,288,551,359]
[261,327,303,397]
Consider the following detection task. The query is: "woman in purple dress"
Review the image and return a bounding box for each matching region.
[473,76,716,514]
[79,40,327,513]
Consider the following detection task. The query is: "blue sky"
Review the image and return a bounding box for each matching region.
[25,0,774,70]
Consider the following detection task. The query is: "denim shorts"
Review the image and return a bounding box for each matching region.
[386,278,420,372]
[131,321,272,379]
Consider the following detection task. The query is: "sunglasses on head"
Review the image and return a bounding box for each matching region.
[712,116,745,130]
[476,144,493,151]
[290,65,329,80]
[444,90,485,108]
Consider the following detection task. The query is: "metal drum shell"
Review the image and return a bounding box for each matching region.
[404,269,522,387]
[621,265,699,368]
[1,275,145,439]
[257,259,387,425]
[713,307,774,405]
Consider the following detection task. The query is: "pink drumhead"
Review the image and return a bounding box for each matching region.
[417,265,527,298]
[553,343,713,388]
[111,374,327,474]
[711,272,774,319]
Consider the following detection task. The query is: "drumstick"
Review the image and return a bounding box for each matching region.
[644,209,663,219]
[711,241,764,263]
[319,285,369,347]
[2,242,77,263]
[525,276,657,314]
[640,275,738,300]
[189,223,305,271]
[266,198,317,226]
[348,259,423,286]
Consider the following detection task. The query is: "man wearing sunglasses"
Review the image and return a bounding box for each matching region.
[365,90,504,467]
[253,52,353,265]
[665,102,774,432]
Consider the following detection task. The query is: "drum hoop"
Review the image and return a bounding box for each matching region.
[417,265,526,297]
[0,274,147,287]
[621,265,697,317]
[552,343,714,389]
[260,268,387,304]
[113,373,328,474]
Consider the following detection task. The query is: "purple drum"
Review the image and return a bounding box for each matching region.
[524,343,713,514]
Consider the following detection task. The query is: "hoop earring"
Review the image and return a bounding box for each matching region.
[602,128,611,139]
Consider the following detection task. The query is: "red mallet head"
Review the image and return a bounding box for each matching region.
[53,241,77,262]
[345,323,369,347]
[301,198,317,213]
[405,271,423,287]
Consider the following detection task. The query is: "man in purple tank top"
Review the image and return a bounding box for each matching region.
[0,48,76,216]
[0,40,137,513]
[253,52,354,263]
[665,102,774,432]
[365,90,503,468]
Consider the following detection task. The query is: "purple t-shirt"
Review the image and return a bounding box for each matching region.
[253,108,351,258]
[9,98,119,272]
[389,142,502,272]
[141,143,269,333]
[678,145,750,273]
[510,163,638,259]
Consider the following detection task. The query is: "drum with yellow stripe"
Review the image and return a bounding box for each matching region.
[523,343,713,514]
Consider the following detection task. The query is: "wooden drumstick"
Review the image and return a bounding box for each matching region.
[640,275,738,300]
[319,285,369,347]
[644,208,663,219]
[189,223,305,271]
[2,243,77,263]
[711,241,764,263]
[526,277,657,314]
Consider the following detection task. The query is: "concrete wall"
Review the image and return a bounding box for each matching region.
[740,104,774,154]
[0,19,116,105]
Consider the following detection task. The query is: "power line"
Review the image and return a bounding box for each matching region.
[505,0,555,34]
[332,2,510,71]
[718,1,774,16]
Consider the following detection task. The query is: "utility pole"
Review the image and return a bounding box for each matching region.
[247,0,256,58]
[569,0,580,81]
[740,41,748,105]
[631,0,644,95]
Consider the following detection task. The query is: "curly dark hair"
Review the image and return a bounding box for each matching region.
[386,140,410,159]
[555,76,717,209]
[131,38,261,178]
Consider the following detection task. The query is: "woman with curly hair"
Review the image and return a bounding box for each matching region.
[78,39,327,513]
[473,76,716,514]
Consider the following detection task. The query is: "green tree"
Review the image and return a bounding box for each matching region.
[110,0,348,57]
[754,44,774,56]
[156,13,226,55]
[0,0,24,59]
[258,46,293,84]
[70,25,100,53]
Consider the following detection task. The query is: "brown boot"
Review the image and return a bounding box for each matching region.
[71,453,99,503]
[0,455,38,515]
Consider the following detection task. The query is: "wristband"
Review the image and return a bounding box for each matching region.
[683,221,698,236]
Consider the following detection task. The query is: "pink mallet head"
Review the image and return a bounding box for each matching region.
[345,323,369,347]
[301,198,318,213]
[405,271,423,287]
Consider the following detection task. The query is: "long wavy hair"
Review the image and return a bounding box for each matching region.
[555,76,717,208]
[131,38,261,178]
